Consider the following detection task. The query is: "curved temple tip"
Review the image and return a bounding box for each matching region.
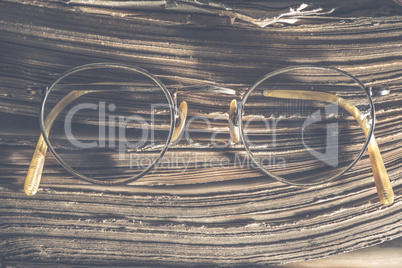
[24,135,47,196]
[381,195,394,206]
[376,169,394,207]
[378,183,394,206]
[368,137,395,206]
[263,89,395,206]
[172,101,188,143]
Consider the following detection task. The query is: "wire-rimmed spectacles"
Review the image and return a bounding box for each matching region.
[24,63,394,206]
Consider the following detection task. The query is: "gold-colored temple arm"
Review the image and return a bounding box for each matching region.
[24,134,48,196]
[263,89,394,206]
[26,87,187,195]
[24,90,86,196]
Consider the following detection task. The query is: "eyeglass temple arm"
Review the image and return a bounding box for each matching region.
[263,90,394,206]
[25,90,88,196]
[25,88,187,196]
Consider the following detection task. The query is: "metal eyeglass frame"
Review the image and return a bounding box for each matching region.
[24,63,394,206]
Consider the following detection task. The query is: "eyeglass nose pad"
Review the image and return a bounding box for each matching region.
[229,99,240,143]
[171,101,188,143]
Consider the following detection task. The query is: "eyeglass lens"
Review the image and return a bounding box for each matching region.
[242,68,372,185]
[42,65,173,184]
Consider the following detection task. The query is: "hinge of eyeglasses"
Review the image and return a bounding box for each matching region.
[26,84,48,95]
[171,90,180,118]
[368,86,390,97]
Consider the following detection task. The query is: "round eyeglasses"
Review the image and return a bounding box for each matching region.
[24,63,394,206]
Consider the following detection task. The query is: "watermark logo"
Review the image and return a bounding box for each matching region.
[302,103,339,167]
[63,101,340,171]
